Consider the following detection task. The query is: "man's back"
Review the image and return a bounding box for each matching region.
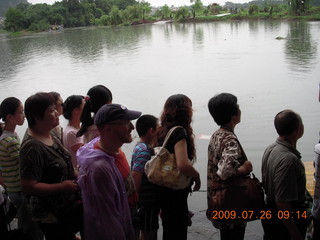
[262,139,306,204]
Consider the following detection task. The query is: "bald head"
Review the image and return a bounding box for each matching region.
[274,110,303,137]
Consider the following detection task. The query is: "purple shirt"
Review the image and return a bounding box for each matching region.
[77,138,134,240]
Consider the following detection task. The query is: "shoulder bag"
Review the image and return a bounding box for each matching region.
[144,126,192,190]
[206,137,265,222]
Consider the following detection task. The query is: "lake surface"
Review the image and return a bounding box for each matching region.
[1,20,320,238]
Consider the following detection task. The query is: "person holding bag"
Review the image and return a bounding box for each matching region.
[156,94,201,240]
[206,93,253,240]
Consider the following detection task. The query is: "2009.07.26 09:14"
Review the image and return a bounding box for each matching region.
[211,210,308,220]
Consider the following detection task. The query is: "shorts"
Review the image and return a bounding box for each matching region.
[139,207,160,232]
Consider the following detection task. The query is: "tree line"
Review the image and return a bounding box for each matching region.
[3,0,318,32]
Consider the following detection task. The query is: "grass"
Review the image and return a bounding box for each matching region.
[180,6,320,22]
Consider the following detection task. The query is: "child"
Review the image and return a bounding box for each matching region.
[131,114,159,240]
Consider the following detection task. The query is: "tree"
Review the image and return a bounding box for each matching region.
[190,0,204,18]
[24,4,51,27]
[140,1,151,20]
[160,4,171,19]
[288,0,311,15]
[109,6,122,25]
[174,6,190,20]
[100,14,110,25]
[4,8,26,31]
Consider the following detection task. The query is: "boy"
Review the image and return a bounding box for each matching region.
[131,115,159,240]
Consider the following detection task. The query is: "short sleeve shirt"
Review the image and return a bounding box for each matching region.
[261,139,306,203]
[131,142,153,172]
[20,132,76,222]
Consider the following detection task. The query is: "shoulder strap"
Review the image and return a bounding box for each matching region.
[162,126,183,148]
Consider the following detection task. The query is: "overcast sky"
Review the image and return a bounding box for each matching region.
[27,0,249,7]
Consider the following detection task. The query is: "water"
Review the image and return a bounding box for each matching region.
[1,20,320,238]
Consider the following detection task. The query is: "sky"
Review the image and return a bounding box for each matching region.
[27,0,249,7]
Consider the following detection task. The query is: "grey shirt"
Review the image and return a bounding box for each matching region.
[261,139,306,204]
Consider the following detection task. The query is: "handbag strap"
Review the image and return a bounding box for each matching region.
[162,126,183,148]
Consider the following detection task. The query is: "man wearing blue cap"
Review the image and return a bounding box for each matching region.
[77,104,141,240]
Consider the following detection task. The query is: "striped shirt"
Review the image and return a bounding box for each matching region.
[0,130,21,192]
[131,142,152,172]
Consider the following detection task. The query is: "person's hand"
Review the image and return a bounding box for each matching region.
[61,180,78,193]
[238,161,253,175]
[192,176,201,192]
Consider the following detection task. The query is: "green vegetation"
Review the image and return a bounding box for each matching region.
[0,0,28,17]
[1,0,320,33]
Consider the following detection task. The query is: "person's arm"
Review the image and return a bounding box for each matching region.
[131,143,151,195]
[174,139,201,191]
[70,143,84,154]
[217,138,252,180]
[276,201,304,240]
[131,171,143,195]
[21,179,78,196]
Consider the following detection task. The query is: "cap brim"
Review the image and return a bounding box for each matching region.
[123,110,142,120]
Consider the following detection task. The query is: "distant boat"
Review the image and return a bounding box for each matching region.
[49,24,63,31]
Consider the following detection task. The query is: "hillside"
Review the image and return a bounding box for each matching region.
[0,0,28,17]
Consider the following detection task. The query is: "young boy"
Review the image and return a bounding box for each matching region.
[131,115,159,240]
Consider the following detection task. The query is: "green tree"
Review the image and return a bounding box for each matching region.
[4,8,26,31]
[160,4,171,19]
[174,6,190,20]
[248,4,259,15]
[288,0,311,15]
[24,4,51,27]
[190,0,204,18]
[110,6,122,25]
[100,14,110,25]
[140,1,151,20]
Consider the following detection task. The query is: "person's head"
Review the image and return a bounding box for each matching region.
[274,109,304,139]
[77,85,113,137]
[159,94,195,159]
[95,104,141,146]
[63,95,85,120]
[25,92,59,130]
[160,94,193,128]
[208,93,240,126]
[49,91,63,116]
[0,97,24,135]
[136,114,158,138]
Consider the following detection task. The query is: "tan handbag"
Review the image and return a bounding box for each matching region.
[144,126,192,190]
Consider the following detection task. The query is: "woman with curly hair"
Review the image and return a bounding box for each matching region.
[157,94,201,240]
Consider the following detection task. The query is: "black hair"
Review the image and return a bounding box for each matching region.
[63,95,84,120]
[24,92,55,128]
[208,93,238,126]
[77,85,112,137]
[274,110,301,136]
[49,91,61,103]
[0,97,21,135]
[136,114,158,137]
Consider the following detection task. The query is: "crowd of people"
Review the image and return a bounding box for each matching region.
[0,85,319,240]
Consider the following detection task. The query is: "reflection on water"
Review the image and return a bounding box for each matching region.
[285,21,318,73]
[0,21,319,183]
